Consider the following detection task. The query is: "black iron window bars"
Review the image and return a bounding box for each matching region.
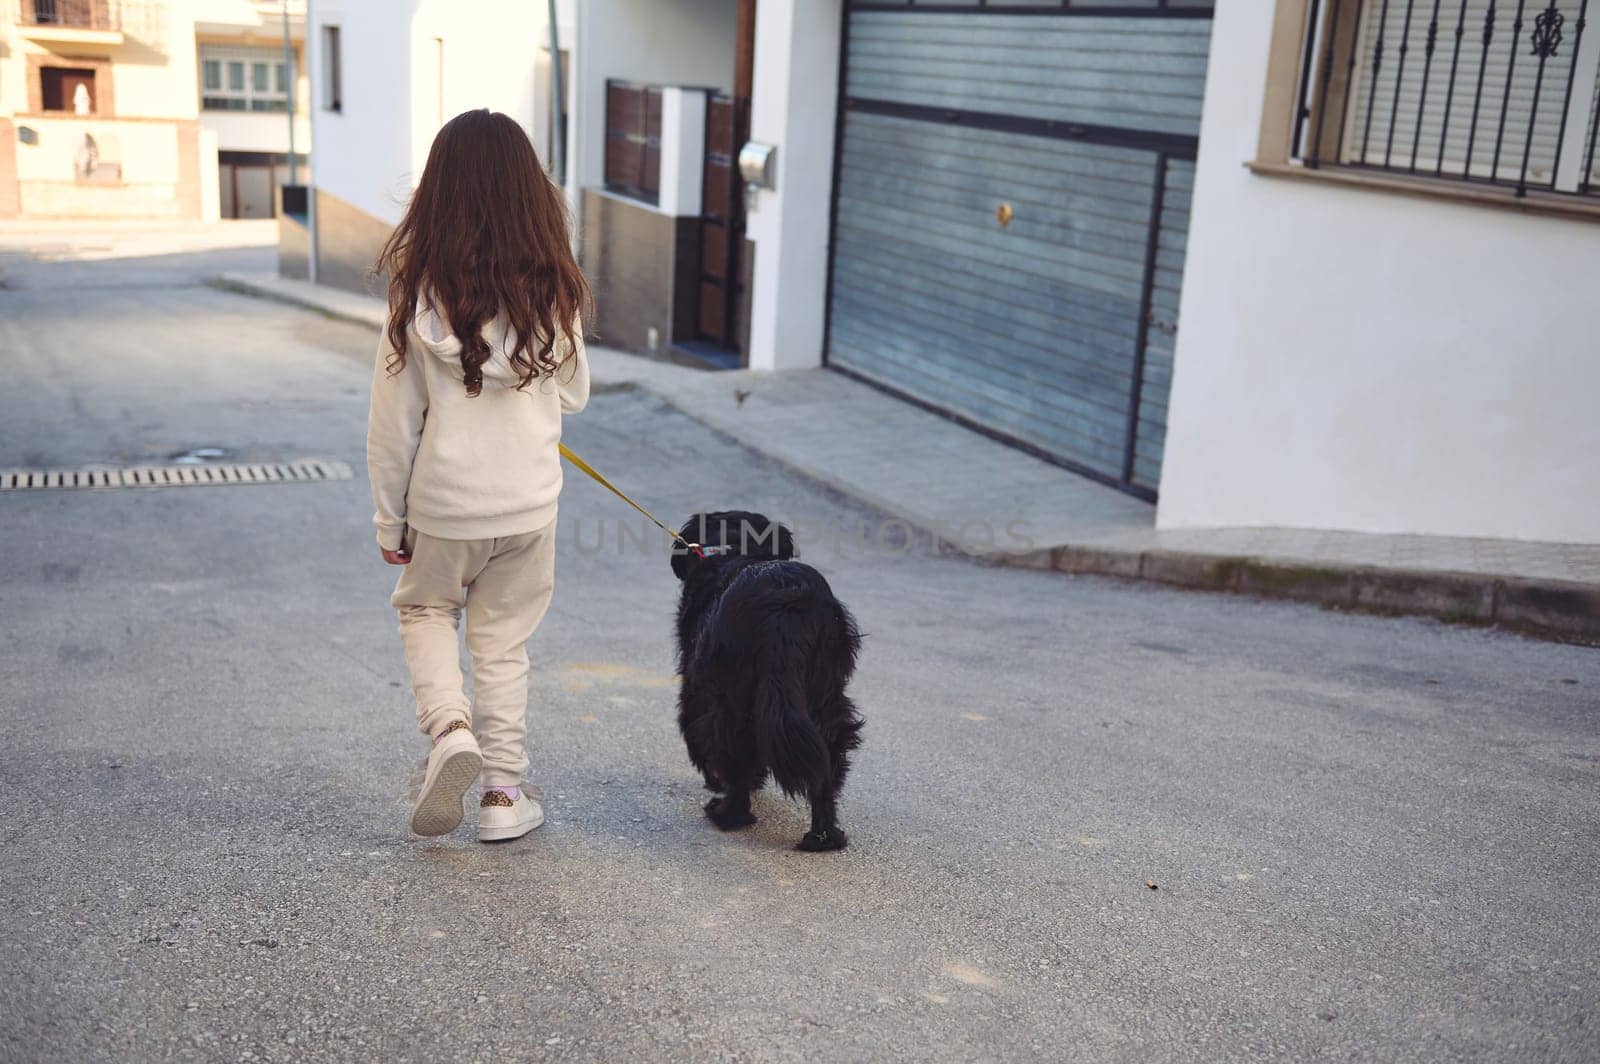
[603,80,662,206]
[1294,0,1600,197]
[25,0,115,28]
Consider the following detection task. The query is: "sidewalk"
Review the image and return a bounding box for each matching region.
[219,271,1600,645]
[1,218,277,255]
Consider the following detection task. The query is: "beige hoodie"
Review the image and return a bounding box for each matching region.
[366,301,589,549]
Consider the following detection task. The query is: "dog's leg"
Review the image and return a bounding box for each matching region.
[797,783,848,852]
[704,786,756,830]
[679,681,724,792]
[797,711,859,852]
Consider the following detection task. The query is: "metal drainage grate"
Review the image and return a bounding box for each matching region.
[0,460,353,492]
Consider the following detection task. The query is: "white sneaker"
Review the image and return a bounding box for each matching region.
[408,721,483,837]
[477,787,545,843]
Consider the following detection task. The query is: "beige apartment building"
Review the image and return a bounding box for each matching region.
[0,0,309,220]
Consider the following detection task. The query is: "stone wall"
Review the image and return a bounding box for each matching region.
[312,185,393,297]
[578,187,699,356]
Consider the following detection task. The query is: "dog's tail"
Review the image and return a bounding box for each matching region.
[754,671,831,799]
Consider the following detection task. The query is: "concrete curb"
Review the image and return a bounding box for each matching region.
[213,274,387,330]
[218,271,1600,647]
[992,546,1600,646]
[632,384,1600,647]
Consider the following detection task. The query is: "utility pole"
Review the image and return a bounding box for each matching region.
[283,0,298,185]
[547,0,564,183]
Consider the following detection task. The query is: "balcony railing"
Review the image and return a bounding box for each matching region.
[1294,0,1600,198]
[22,0,118,30]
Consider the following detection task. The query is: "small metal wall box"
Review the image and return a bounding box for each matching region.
[738,141,777,189]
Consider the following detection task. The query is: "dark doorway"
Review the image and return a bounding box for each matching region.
[218,151,308,219]
[691,0,754,361]
[41,67,97,113]
[695,93,748,354]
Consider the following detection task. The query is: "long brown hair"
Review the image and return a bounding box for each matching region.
[375,109,591,397]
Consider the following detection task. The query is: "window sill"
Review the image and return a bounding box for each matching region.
[599,185,662,211]
[1247,160,1600,225]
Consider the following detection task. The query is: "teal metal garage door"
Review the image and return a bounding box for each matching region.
[825,2,1212,499]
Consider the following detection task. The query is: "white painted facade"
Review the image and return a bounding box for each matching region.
[200,110,310,155]
[94,5,201,119]
[565,0,737,214]
[294,1,1597,545]
[303,0,838,371]
[308,1,422,226]
[560,0,840,372]
[1158,4,1600,545]
[195,0,312,163]
[743,0,840,373]
[307,0,570,227]
[657,87,709,218]
[1,0,204,218]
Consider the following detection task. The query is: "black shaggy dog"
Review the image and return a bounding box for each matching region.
[670,511,863,851]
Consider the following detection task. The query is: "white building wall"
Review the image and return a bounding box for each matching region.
[193,0,313,156]
[201,111,312,154]
[658,87,707,217]
[0,30,24,115]
[1158,3,1600,545]
[564,0,839,371]
[13,118,180,182]
[310,0,562,226]
[199,127,221,221]
[566,0,737,204]
[0,3,198,120]
[308,0,419,225]
[744,0,841,372]
[116,3,203,119]
[411,0,546,179]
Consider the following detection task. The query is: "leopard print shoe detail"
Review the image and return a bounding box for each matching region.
[477,785,545,843]
[435,719,472,740]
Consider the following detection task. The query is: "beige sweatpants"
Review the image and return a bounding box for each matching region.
[391,520,557,787]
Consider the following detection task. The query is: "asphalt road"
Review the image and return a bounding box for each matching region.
[1,228,1597,1063]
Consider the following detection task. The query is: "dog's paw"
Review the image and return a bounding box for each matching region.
[796,827,849,852]
[704,795,756,830]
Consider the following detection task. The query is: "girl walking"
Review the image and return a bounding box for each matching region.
[367,110,591,842]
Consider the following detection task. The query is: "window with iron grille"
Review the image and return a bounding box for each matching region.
[200,46,290,113]
[603,80,661,205]
[1294,0,1600,197]
[24,0,116,31]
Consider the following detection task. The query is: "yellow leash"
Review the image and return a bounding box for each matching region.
[559,442,700,555]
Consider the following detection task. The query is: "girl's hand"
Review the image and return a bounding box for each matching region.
[381,546,411,565]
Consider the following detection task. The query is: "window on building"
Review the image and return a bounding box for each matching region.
[40,67,97,114]
[604,80,661,204]
[200,47,289,112]
[1284,0,1600,200]
[28,0,113,30]
[323,25,342,112]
